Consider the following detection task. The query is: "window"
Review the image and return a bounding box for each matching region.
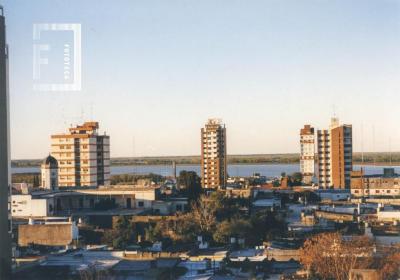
[138,201,144,207]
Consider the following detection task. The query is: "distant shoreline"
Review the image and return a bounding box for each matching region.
[352,162,400,167]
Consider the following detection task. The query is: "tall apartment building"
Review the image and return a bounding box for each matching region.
[201,119,227,189]
[300,125,315,184]
[51,122,110,187]
[0,7,11,278]
[317,118,353,189]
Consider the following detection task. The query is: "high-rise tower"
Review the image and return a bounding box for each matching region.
[300,125,315,184]
[317,118,353,189]
[51,122,110,187]
[201,119,227,189]
[0,7,12,278]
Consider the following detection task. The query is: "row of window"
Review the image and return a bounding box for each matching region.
[353,189,399,194]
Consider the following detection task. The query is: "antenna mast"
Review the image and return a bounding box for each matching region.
[361,123,364,165]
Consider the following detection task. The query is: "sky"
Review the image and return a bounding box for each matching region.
[3,0,400,159]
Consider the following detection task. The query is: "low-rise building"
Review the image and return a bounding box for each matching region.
[229,249,266,262]
[315,189,351,201]
[252,198,282,211]
[187,247,228,262]
[265,246,300,262]
[11,194,51,217]
[377,207,400,222]
[11,185,187,218]
[18,218,78,247]
[351,168,400,198]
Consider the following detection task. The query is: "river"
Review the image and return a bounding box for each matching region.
[11,164,400,178]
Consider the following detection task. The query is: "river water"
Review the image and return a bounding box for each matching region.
[11,164,400,178]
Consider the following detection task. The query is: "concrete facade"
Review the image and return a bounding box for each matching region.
[11,187,152,217]
[351,169,400,198]
[317,118,352,189]
[201,119,227,189]
[51,122,110,187]
[300,125,315,184]
[11,186,187,217]
[0,9,11,278]
[40,155,58,190]
[11,195,50,217]
[18,221,78,247]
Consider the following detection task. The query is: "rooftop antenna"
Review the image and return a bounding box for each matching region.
[372,125,376,166]
[332,104,337,118]
[361,122,364,165]
[90,102,94,121]
[172,161,177,180]
[80,108,85,123]
[389,137,392,166]
[132,136,135,174]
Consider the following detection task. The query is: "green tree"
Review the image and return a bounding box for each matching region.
[213,218,252,244]
[272,180,280,188]
[178,171,202,203]
[290,172,303,186]
[102,216,135,249]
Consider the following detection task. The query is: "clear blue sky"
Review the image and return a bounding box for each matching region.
[3,0,400,159]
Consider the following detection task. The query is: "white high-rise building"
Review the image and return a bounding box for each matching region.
[300,125,315,184]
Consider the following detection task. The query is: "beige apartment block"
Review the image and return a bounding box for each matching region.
[50,122,110,187]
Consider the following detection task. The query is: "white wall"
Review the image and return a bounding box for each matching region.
[11,195,48,217]
[377,210,400,221]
